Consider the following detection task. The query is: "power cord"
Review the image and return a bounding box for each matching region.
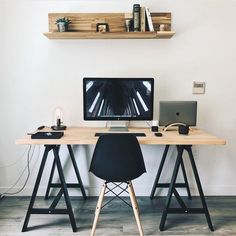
[163,122,189,132]
[0,145,38,198]
[0,146,29,168]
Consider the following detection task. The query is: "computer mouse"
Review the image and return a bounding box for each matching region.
[37,125,45,130]
[155,132,163,137]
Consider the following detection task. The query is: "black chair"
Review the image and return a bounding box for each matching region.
[89,134,146,236]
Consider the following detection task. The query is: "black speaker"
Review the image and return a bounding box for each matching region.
[178,125,189,135]
[151,126,159,132]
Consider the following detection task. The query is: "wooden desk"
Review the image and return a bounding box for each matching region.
[16,127,225,232]
[16,127,225,145]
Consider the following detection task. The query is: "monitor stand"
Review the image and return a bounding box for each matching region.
[108,121,129,132]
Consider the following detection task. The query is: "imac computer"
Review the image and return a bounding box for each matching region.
[83,77,154,131]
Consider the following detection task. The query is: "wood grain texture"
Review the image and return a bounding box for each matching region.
[44,12,174,39]
[16,127,226,146]
[49,13,127,33]
[151,13,172,31]
[43,31,175,39]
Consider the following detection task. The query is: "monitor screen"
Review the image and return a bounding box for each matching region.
[83,77,154,120]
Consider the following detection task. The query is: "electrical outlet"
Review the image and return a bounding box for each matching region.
[193,81,205,94]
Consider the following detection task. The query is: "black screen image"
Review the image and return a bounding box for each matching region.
[83,78,154,120]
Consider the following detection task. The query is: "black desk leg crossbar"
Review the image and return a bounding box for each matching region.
[159,145,214,231]
[150,145,192,200]
[45,144,87,200]
[22,145,77,232]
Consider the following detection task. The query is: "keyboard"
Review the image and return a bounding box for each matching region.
[95,132,146,137]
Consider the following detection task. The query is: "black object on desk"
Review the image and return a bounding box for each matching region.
[37,125,45,130]
[151,126,159,132]
[178,125,189,135]
[51,118,67,130]
[31,132,64,139]
[95,132,146,137]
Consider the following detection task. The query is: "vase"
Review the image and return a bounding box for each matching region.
[57,22,69,32]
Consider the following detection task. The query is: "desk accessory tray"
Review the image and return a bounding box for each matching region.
[31,131,64,139]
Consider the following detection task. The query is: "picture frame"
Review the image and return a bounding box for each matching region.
[96,23,109,32]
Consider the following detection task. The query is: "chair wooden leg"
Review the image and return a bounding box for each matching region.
[91,183,106,236]
[128,181,144,236]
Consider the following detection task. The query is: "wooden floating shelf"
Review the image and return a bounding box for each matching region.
[43,31,175,39]
[44,12,175,40]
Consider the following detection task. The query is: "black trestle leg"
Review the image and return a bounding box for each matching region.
[67,145,87,199]
[179,149,192,200]
[150,145,169,199]
[45,157,56,200]
[53,146,77,232]
[44,146,61,199]
[159,146,184,231]
[150,145,192,200]
[22,146,51,232]
[44,145,86,200]
[185,146,214,231]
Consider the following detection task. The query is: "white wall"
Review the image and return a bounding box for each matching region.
[1,0,236,196]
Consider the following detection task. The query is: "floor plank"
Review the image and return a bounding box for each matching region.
[0,196,236,235]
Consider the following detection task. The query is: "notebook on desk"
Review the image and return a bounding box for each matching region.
[31,132,64,139]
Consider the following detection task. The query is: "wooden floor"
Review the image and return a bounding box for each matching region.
[0,196,236,235]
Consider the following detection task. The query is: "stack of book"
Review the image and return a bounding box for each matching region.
[130,4,154,32]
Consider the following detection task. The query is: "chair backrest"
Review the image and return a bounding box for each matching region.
[89,134,146,182]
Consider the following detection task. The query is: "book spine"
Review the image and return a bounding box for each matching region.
[140,6,146,32]
[145,7,154,32]
[133,4,140,32]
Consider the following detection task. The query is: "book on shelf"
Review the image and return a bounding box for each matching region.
[140,6,146,32]
[145,7,154,32]
[133,4,141,32]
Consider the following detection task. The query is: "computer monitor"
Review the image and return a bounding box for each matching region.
[159,101,197,126]
[83,77,154,121]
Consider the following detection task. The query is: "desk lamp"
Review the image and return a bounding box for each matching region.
[51,107,67,130]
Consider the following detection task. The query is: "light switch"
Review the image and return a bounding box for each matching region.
[192,81,205,94]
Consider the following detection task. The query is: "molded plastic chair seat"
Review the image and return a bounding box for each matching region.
[89,134,146,236]
[90,134,146,182]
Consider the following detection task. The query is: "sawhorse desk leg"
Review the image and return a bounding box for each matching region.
[150,145,192,200]
[22,145,77,232]
[159,145,214,231]
[45,145,87,200]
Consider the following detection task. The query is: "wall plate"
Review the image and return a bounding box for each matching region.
[193,81,205,94]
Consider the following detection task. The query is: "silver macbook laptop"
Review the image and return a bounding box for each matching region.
[159,101,197,126]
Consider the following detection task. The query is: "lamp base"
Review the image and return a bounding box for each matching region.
[51,125,67,131]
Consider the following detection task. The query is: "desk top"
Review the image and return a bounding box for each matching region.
[16,127,226,146]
